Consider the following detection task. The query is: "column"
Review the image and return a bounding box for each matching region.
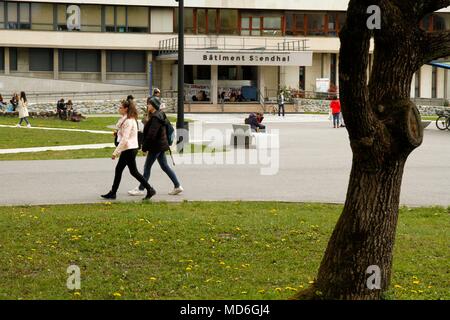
[101,50,107,83]
[146,51,153,91]
[53,48,59,80]
[211,65,218,105]
[4,48,10,75]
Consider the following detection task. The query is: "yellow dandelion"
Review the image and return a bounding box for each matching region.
[241,291,247,294]
[235,227,241,231]
[113,292,122,298]
[275,288,282,292]
[413,280,420,285]
[281,238,286,242]
[211,238,216,243]
[394,284,402,289]
[427,285,433,289]
[200,238,205,241]
[410,290,418,294]
[73,292,81,297]
[308,280,315,284]
[186,267,192,271]
[149,277,157,281]
[258,289,265,294]
[219,261,225,265]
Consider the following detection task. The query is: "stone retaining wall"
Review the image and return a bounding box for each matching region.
[0,97,447,117]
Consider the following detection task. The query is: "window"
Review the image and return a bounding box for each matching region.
[219,9,238,35]
[116,6,126,32]
[0,3,4,29]
[174,8,195,34]
[105,6,115,32]
[415,70,421,98]
[127,7,149,33]
[29,48,53,71]
[299,66,306,90]
[307,13,325,36]
[197,9,206,34]
[80,5,101,32]
[31,3,53,31]
[56,4,67,31]
[60,50,100,72]
[327,13,338,36]
[432,67,437,98]
[0,48,3,70]
[241,12,282,36]
[107,51,146,73]
[7,2,17,29]
[10,48,17,71]
[208,9,217,34]
[19,2,30,29]
[330,54,337,86]
[285,13,305,36]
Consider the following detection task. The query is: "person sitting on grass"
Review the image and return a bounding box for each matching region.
[57,98,67,120]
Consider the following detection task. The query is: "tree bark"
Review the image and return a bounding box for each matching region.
[295,0,450,300]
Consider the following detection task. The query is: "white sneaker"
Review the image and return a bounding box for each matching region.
[26,124,31,128]
[169,186,184,195]
[128,187,145,196]
[16,124,21,128]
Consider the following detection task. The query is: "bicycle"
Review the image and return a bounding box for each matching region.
[435,110,450,131]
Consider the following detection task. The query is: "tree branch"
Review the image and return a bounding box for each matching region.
[423,31,450,63]
[412,0,450,18]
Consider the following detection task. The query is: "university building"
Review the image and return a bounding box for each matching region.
[0,0,449,111]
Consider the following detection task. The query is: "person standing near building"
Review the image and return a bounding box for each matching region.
[278,90,285,117]
[128,96,183,197]
[330,95,341,128]
[16,92,31,128]
[101,99,156,200]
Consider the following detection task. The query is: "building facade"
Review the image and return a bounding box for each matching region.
[0,0,449,109]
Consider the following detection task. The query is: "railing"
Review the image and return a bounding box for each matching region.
[159,36,310,55]
[264,89,339,103]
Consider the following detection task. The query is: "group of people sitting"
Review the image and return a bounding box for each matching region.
[56,98,84,121]
[0,93,22,112]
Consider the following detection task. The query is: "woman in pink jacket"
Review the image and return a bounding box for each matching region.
[101,99,155,200]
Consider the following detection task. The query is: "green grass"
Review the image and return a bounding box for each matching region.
[0,115,185,131]
[0,144,226,161]
[0,202,447,300]
[0,127,113,149]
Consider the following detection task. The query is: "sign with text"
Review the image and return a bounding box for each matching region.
[185,50,313,66]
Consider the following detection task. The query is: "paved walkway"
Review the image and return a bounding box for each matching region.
[0,124,111,134]
[1,121,449,207]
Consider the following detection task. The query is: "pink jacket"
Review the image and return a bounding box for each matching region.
[113,116,139,157]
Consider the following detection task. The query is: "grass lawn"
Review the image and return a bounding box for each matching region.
[0,127,113,149]
[0,202,447,300]
[0,144,225,161]
[0,115,182,131]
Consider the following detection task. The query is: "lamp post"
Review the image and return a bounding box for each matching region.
[175,0,185,153]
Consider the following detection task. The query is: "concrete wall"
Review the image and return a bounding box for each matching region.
[420,65,433,99]
[279,66,299,89]
[0,74,146,94]
[305,53,323,92]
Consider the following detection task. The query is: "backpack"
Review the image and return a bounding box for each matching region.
[136,119,144,150]
[163,113,175,146]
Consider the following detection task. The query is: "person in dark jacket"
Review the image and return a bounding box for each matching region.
[246,112,266,132]
[128,96,183,196]
[57,98,67,120]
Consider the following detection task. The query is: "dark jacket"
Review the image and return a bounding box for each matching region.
[142,110,170,153]
[247,113,264,131]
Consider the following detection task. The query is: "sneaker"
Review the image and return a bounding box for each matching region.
[26,124,31,128]
[101,191,116,200]
[143,188,156,201]
[128,186,145,196]
[16,124,21,128]
[169,186,184,195]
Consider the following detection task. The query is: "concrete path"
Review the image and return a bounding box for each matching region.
[0,143,115,154]
[0,124,111,134]
[1,121,449,207]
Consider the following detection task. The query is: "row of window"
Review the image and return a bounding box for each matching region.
[0,48,146,72]
[1,2,448,36]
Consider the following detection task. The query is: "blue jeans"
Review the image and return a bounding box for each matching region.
[19,117,30,125]
[332,113,340,127]
[139,151,180,190]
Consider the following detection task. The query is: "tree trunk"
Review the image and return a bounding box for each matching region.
[293,0,450,300]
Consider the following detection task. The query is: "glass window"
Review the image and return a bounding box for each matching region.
[0,48,3,70]
[116,6,126,32]
[10,48,18,71]
[57,4,67,31]
[19,3,30,29]
[197,9,206,34]
[127,6,149,33]
[219,9,238,35]
[285,13,305,36]
[184,8,194,33]
[262,17,281,36]
[421,14,432,31]
[105,6,114,32]
[307,13,325,36]
[60,50,100,72]
[0,2,5,29]
[208,9,217,34]
[29,48,53,71]
[80,5,101,32]
[7,2,18,29]
[31,3,53,31]
[338,12,346,32]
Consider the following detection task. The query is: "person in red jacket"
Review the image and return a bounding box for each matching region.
[330,96,341,128]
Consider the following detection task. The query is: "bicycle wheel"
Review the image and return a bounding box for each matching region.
[447,118,450,130]
[436,116,448,130]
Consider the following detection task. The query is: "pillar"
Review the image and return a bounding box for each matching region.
[211,65,218,105]
[146,51,153,91]
[101,50,107,83]
[53,48,59,80]
[4,48,10,75]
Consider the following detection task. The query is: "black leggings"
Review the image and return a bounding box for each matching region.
[111,149,152,194]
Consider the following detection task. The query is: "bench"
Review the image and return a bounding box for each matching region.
[230,124,255,149]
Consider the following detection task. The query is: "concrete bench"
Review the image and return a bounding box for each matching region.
[230,124,255,149]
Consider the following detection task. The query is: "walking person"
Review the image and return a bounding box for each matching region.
[16,92,31,128]
[101,99,156,200]
[330,95,341,128]
[278,90,285,117]
[128,96,183,197]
